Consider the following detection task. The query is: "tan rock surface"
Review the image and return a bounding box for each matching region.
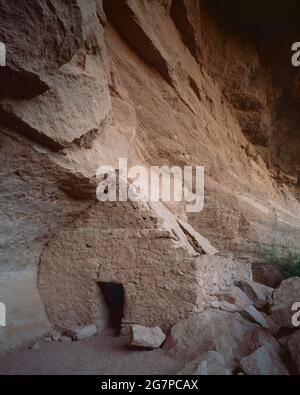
[0,0,300,354]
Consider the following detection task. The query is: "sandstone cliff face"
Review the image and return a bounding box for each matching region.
[0,0,299,348]
[102,0,300,261]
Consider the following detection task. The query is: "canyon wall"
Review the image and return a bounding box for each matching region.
[0,0,299,348]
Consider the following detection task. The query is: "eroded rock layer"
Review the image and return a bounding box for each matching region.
[0,0,300,348]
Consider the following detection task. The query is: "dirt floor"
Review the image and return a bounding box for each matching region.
[0,333,183,375]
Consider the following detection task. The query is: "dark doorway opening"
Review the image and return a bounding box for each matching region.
[99,282,125,335]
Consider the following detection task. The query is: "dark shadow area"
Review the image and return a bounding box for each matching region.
[99,282,125,336]
[202,0,300,39]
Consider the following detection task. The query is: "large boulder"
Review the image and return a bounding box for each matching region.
[236,280,273,309]
[270,277,300,328]
[164,309,273,370]
[130,325,166,349]
[240,342,289,375]
[177,351,231,375]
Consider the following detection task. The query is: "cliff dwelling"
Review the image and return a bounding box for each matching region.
[38,200,234,333]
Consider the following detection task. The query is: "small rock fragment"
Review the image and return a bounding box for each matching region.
[130,325,166,349]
